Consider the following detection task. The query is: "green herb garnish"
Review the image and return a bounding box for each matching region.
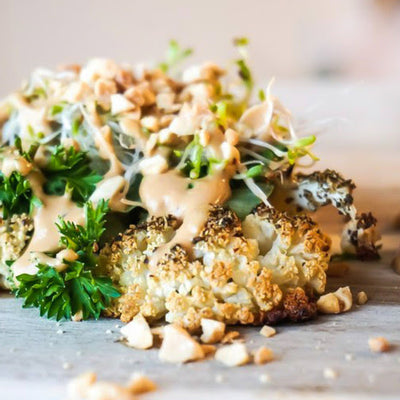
[159,40,193,73]
[0,171,40,218]
[42,146,102,204]
[15,201,120,320]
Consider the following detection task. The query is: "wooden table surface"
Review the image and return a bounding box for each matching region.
[1,82,399,400]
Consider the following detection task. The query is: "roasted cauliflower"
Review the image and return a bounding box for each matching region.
[0,213,33,288]
[100,205,331,330]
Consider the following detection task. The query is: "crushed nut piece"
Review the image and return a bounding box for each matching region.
[201,344,217,356]
[323,367,339,379]
[120,314,153,350]
[221,331,240,344]
[356,291,368,305]
[253,346,274,365]
[85,381,136,400]
[259,325,276,338]
[159,324,204,363]
[111,94,135,115]
[215,343,249,367]
[200,318,226,344]
[368,337,391,353]
[128,373,157,394]
[317,286,352,314]
[259,373,271,384]
[67,371,97,399]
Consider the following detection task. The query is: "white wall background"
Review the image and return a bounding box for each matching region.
[1,0,399,186]
[1,0,400,94]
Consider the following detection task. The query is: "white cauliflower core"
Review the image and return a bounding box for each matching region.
[100,205,331,331]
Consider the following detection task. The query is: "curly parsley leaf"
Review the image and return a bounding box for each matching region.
[0,171,40,218]
[56,200,108,256]
[42,146,102,204]
[15,200,120,320]
[16,261,119,320]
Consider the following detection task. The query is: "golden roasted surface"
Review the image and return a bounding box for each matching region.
[0,214,33,288]
[100,205,331,330]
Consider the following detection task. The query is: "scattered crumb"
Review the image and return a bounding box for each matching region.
[105,329,113,334]
[215,343,249,367]
[323,367,339,380]
[317,286,352,314]
[128,373,157,394]
[345,353,354,361]
[259,373,271,384]
[368,337,391,353]
[115,324,121,329]
[120,314,153,350]
[260,325,276,338]
[68,371,153,400]
[56,329,64,335]
[215,374,224,383]
[253,346,274,365]
[201,344,217,357]
[327,262,349,277]
[200,318,225,344]
[63,362,72,370]
[356,291,368,305]
[159,324,204,363]
[221,331,240,344]
[56,322,61,327]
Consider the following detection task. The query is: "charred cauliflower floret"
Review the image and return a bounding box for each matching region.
[0,213,33,288]
[341,212,380,261]
[100,205,331,331]
[270,169,380,260]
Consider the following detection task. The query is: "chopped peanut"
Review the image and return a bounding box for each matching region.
[356,291,368,305]
[215,343,250,367]
[221,331,240,344]
[259,325,276,338]
[368,337,391,353]
[120,314,153,350]
[127,373,157,394]
[200,318,226,344]
[317,286,352,314]
[159,324,204,363]
[253,346,274,365]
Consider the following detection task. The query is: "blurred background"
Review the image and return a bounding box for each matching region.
[1,0,399,186]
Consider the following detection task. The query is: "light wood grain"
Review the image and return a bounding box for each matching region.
[1,187,399,400]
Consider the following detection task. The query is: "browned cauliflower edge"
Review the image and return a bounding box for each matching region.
[99,205,331,331]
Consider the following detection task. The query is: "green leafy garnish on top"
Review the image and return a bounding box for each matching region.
[159,40,193,73]
[0,171,40,219]
[42,146,102,204]
[15,200,120,320]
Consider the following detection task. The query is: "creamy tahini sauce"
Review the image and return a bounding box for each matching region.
[11,172,85,276]
[139,169,232,267]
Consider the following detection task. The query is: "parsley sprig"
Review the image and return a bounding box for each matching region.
[15,201,120,320]
[0,172,40,218]
[42,146,102,204]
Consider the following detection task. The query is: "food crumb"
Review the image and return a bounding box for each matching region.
[260,325,276,338]
[259,373,271,384]
[63,362,72,370]
[253,346,274,365]
[215,343,249,367]
[345,353,354,361]
[56,329,64,335]
[105,329,113,334]
[356,291,368,305]
[215,374,224,383]
[128,373,157,394]
[368,336,391,353]
[221,331,240,344]
[323,367,339,380]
